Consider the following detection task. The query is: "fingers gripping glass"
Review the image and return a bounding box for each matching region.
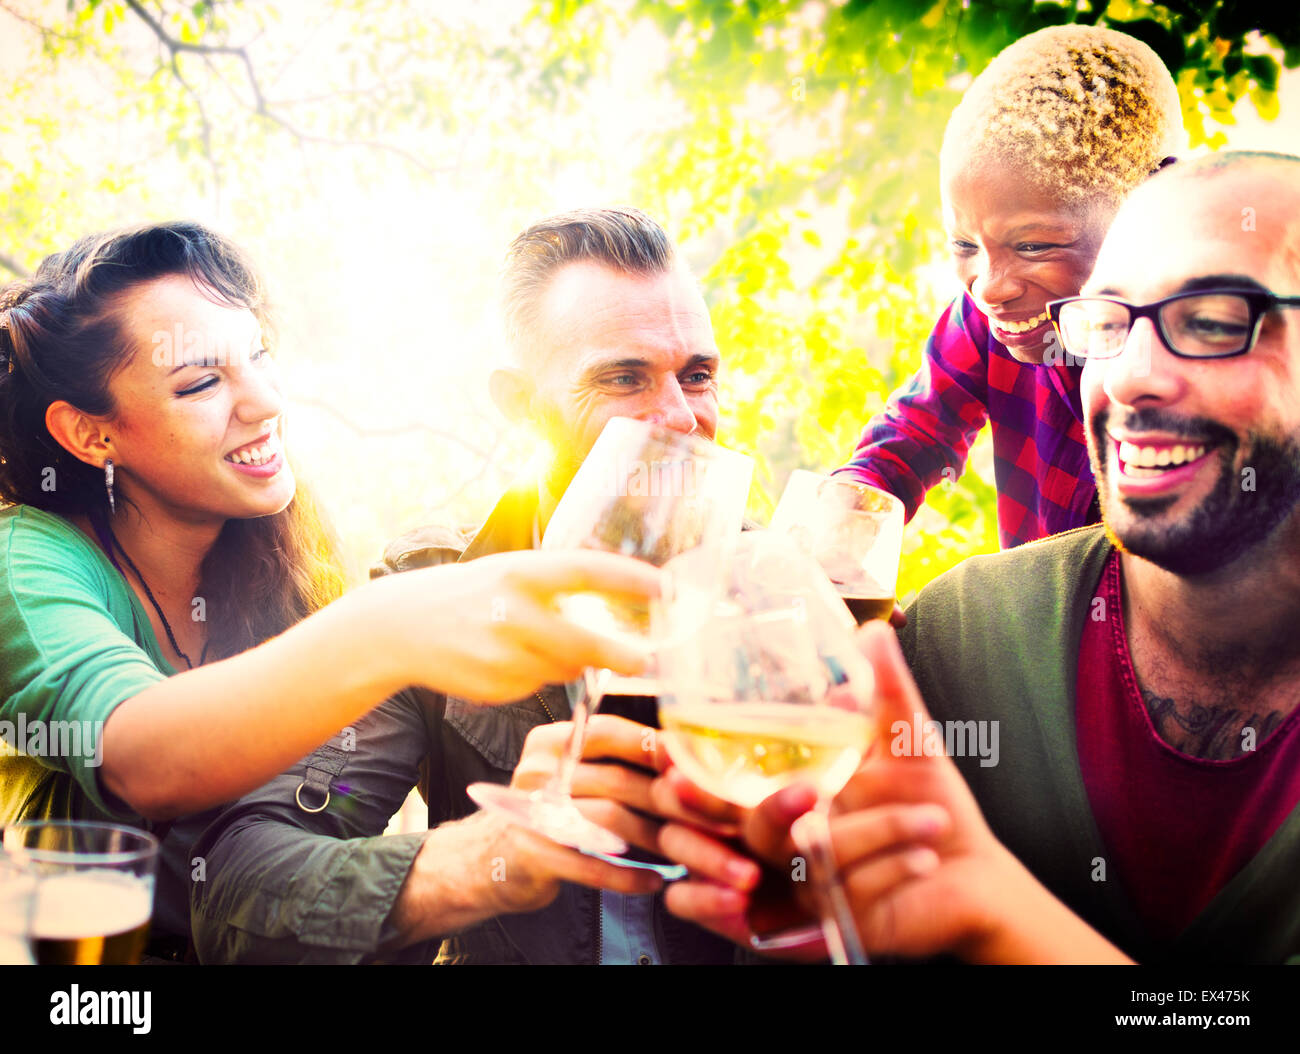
[656,534,877,965]
[467,417,753,863]
[1048,290,1300,360]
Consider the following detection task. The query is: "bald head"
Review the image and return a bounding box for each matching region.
[1079,150,1300,578]
[1092,152,1300,297]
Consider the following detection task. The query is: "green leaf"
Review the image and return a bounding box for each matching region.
[1246,53,1279,93]
[1104,18,1187,72]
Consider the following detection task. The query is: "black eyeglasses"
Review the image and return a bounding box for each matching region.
[1047,289,1300,360]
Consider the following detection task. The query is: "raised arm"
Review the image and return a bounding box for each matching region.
[2,534,660,821]
[837,295,992,518]
[188,690,436,964]
[104,550,663,818]
[191,705,677,964]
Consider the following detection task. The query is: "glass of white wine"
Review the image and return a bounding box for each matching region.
[770,470,904,626]
[2,820,159,965]
[467,416,753,858]
[655,531,877,964]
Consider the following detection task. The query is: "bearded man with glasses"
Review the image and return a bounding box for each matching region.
[658,150,1300,964]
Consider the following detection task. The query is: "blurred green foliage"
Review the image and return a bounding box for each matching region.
[1,0,1292,598]
[534,0,1296,598]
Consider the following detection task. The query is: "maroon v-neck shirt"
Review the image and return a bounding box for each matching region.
[1075,552,1300,941]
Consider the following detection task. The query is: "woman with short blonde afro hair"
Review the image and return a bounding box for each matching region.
[940,24,1184,211]
[839,25,1185,550]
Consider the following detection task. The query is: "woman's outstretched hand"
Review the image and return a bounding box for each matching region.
[385,549,663,703]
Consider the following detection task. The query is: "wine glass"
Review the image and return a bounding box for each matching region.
[654,531,876,964]
[468,416,753,858]
[2,820,159,965]
[0,851,37,965]
[770,470,904,625]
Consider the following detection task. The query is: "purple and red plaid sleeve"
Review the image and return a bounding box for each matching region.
[837,293,1098,549]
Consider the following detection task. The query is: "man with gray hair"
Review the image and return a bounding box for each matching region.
[190,207,739,964]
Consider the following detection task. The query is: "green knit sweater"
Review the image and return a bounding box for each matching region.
[899,524,1300,964]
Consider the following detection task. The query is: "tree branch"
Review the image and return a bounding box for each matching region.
[421,439,509,515]
[269,83,392,109]
[123,0,455,180]
[0,0,79,41]
[254,109,458,179]
[289,396,498,460]
[124,0,255,62]
[169,54,223,208]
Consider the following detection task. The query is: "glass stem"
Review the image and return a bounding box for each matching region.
[801,802,870,966]
[546,667,610,799]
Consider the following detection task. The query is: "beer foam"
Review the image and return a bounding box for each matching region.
[31,873,152,938]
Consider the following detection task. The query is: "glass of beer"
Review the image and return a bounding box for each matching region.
[769,470,904,624]
[2,821,159,965]
[0,853,37,965]
[655,532,877,964]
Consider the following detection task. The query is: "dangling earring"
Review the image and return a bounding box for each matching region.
[104,458,116,515]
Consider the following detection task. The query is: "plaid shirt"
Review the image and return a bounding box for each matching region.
[838,293,1099,549]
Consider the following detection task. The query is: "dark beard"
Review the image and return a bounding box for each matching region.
[1089,406,1300,576]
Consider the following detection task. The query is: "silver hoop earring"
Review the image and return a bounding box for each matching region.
[104,458,116,515]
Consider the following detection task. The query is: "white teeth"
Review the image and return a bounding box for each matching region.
[226,437,278,466]
[1117,440,1208,473]
[996,310,1050,334]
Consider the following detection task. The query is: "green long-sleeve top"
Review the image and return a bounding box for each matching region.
[0,505,218,939]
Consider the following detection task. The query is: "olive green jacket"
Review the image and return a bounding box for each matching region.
[189,481,736,964]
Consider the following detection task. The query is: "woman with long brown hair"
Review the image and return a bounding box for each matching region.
[0,220,657,946]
